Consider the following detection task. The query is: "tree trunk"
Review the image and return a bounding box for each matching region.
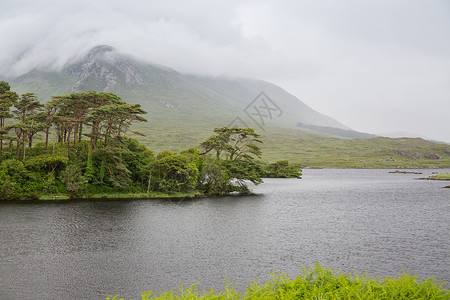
[23,142,26,161]
[73,123,78,149]
[78,123,83,143]
[147,172,152,194]
[16,141,20,159]
[22,134,27,160]
[45,127,49,149]
[66,128,71,158]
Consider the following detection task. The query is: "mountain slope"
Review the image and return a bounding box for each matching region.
[4,45,450,167]
[10,45,348,132]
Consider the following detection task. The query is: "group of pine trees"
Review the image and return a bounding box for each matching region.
[0,81,301,200]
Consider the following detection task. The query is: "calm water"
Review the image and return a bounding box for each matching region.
[1,169,449,299]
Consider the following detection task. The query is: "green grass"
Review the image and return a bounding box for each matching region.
[426,174,450,180]
[106,264,450,300]
[132,122,450,168]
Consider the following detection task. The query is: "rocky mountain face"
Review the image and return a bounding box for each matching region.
[8,45,351,139]
[64,45,184,92]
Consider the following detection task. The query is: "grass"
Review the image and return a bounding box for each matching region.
[125,120,450,168]
[38,191,202,201]
[121,121,450,169]
[106,264,450,300]
[424,174,450,180]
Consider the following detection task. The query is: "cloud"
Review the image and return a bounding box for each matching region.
[1,0,449,142]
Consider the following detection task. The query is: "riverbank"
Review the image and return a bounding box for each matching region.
[37,191,204,201]
[107,264,450,300]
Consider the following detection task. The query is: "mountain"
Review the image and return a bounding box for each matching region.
[4,45,450,167]
[9,45,348,133]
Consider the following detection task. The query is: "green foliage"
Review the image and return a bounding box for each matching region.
[200,127,262,161]
[0,87,298,199]
[157,150,178,160]
[59,164,87,196]
[263,160,302,178]
[0,177,18,200]
[0,158,29,187]
[149,152,199,193]
[0,81,11,94]
[198,127,264,193]
[108,264,450,299]
[85,147,95,182]
[24,154,68,174]
[198,156,230,195]
[427,173,450,180]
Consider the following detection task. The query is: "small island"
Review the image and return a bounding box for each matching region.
[389,170,423,174]
[0,83,301,201]
[418,174,450,181]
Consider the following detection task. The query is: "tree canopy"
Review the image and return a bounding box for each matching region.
[0,82,301,200]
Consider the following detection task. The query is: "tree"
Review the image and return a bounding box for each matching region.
[7,93,46,159]
[264,160,302,178]
[148,152,199,193]
[0,81,11,94]
[199,127,264,193]
[198,156,230,194]
[59,164,87,197]
[0,82,19,153]
[200,127,262,161]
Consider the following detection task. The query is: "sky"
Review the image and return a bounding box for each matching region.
[1,0,449,142]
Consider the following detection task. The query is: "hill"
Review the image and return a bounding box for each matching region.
[9,45,347,133]
[5,45,450,168]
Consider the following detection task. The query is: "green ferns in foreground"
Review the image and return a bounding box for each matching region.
[107,264,449,300]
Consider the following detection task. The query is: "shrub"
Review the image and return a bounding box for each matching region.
[107,264,450,300]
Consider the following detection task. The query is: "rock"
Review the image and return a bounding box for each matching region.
[428,153,442,160]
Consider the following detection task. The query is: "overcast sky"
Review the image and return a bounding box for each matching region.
[1,0,449,142]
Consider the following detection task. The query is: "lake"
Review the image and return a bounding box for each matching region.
[1,169,449,299]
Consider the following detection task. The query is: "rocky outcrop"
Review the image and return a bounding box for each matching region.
[64,45,183,92]
[427,153,442,160]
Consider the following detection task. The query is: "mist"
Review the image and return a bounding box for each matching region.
[1,0,449,142]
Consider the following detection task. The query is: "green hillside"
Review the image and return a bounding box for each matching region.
[6,45,450,168]
[10,45,347,132]
[127,123,450,168]
[259,127,450,168]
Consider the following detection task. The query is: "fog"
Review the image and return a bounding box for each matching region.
[1,0,449,142]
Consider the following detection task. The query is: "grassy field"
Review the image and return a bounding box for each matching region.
[106,264,450,300]
[128,120,450,168]
[31,116,450,169]
[259,127,450,168]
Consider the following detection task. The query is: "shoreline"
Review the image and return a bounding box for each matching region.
[6,191,257,202]
[38,192,205,201]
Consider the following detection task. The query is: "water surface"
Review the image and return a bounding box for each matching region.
[1,169,449,299]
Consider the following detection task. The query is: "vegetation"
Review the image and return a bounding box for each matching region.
[259,128,450,168]
[421,174,450,180]
[0,82,300,200]
[106,264,450,300]
[262,160,302,178]
[10,48,450,169]
[123,122,450,169]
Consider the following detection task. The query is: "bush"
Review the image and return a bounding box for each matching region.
[59,164,87,197]
[264,160,302,178]
[149,153,198,193]
[0,177,19,200]
[107,264,450,300]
